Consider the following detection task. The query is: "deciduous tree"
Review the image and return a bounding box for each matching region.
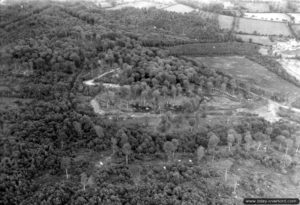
[196,146,205,164]
[81,172,88,191]
[163,141,175,162]
[227,129,235,151]
[122,143,132,165]
[61,157,71,179]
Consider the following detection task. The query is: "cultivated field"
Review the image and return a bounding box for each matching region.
[235,18,291,36]
[168,42,258,56]
[194,56,300,98]
[163,4,195,13]
[244,13,291,22]
[108,1,168,10]
[217,14,291,36]
[108,1,195,13]
[236,34,274,46]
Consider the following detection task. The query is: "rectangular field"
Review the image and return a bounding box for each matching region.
[235,18,291,36]
[168,42,258,56]
[193,56,300,97]
[239,2,270,12]
[108,1,167,10]
[164,4,195,13]
[244,13,291,22]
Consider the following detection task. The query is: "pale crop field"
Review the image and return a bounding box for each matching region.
[108,1,166,10]
[164,4,195,13]
[244,13,291,22]
[235,18,291,36]
[240,2,270,12]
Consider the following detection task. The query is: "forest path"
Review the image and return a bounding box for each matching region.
[83,68,119,86]
[83,68,120,115]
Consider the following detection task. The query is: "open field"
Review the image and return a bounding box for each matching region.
[108,1,168,10]
[107,1,195,13]
[163,4,195,13]
[168,42,258,56]
[236,34,274,46]
[218,14,234,30]
[216,13,291,36]
[244,13,291,22]
[235,18,291,36]
[288,13,300,24]
[193,56,300,99]
[240,2,270,12]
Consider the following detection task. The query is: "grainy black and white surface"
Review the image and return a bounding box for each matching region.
[1,0,300,204]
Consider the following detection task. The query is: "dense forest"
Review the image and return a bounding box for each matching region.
[1,1,300,205]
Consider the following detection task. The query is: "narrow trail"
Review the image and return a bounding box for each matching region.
[83,67,300,122]
[83,68,120,115]
[83,68,119,86]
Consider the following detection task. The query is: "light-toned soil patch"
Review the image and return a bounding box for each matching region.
[259,46,270,55]
[108,1,168,10]
[163,4,195,13]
